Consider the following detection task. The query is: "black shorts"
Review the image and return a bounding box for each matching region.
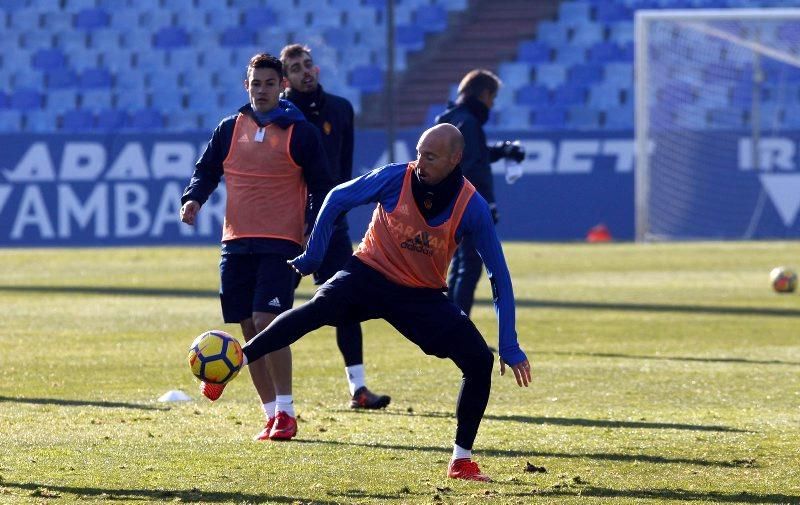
[219,253,296,323]
[312,227,354,285]
[315,257,483,358]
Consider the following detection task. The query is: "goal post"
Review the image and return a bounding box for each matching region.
[635,9,800,241]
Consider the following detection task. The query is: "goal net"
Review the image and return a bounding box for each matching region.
[635,9,800,241]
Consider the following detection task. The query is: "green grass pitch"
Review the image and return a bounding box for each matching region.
[0,242,798,504]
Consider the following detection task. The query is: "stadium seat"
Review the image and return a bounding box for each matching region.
[75,8,110,30]
[559,2,592,23]
[12,71,42,89]
[532,107,567,129]
[63,0,98,12]
[32,48,67,70]
[42,11,74,32]
[79,67,113,89]
[555,45,586,66]
[128,109,164,130]
[123,30,153,49]
[536,20,570,46]
[150,88,185,114]
[166,110,200,132]
[25,110,57,132]
[114,90,149,110]
[109,9,139,30]
[425,103,448,126]
[588,42,626,62]
[603,104,634,129]
[309,7,345,29]
[349,65,383,93]
[47,70,79,89]
[497,107,533,129]
[186,88,220,110]
[570,63,604,84]
[220,27,256,47]
[498,62,532,88]
[516,84,550,106]
[323,27,357,50]
[604,63,633,87]
[415,5,448,33]
[588,83,623,108]
[570,24,605,46]
[89,28,121,49]
[48,89,80,114]
[0,92,7,109]
[61,109,95,132]
[395,24,425,51]
[596,3,632,23]
[0,110,23,132]
[708,107,745,129]
[551,84,587,106]
[11,10,42,30]
[154,26,189,49]
[535,63,567,88]
[609,21,634,45]
[9,88,43,109]
[568,106,601,129]
[80,89,114,111]
[517,41,551,63]
[242,7,278,30]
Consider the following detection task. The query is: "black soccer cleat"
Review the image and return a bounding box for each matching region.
[350,386,391,409]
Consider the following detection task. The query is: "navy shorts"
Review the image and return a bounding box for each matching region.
[315,257,483,358]
[219,253,296,323]
[313,227,354,285]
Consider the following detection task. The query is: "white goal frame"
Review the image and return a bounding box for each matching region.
[634,8,800,241]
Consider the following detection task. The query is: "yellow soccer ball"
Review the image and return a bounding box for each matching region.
[187,330,243,384]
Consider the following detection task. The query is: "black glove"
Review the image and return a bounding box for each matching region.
[489,203,499,224]
[493,140,525,163]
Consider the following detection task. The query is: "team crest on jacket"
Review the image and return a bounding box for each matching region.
[323,121,332,135]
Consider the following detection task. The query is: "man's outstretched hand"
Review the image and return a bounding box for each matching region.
[500,358,532,387]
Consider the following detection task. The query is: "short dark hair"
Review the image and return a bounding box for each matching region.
[247,53,282,78]
[457,69,501,99]
[279,44,312,76]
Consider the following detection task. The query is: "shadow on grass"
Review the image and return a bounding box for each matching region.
[532,485,800,504]
[3,285,799,318]
[0,481,338,504]
[292,439,746,468]
[546,351,800,366]
[359,409,746,433]
[0,395,168,411]
[477,296,800,318]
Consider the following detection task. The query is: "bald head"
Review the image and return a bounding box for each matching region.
[415,124,464,185]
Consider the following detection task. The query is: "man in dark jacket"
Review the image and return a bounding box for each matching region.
[280,43,390,409]
[436,69,525,316]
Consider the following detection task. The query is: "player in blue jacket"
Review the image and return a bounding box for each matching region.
[197,124,531,481]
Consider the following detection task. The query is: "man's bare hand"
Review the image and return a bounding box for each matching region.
[180,200,200,225]
[500,358,531,387]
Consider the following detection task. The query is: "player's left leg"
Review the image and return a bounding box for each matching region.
[385,294,493,481]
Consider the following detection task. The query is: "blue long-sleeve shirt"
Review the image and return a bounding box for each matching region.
[292,162,526,366]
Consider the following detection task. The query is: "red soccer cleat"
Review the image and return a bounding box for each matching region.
[268,411,298,440]
[200,381,226,401]
[447,458,492,482]
[350,386,391,410]
[253,416,276,441]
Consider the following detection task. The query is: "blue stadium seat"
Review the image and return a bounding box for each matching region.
[0,110,23,132]
[708,107,745,129]
[10,88,43,109]
[128,109,164,130]
[221,27,256,47]
[242,7,278,30]
[123,30,153,49]
[516,84,549,106]
[109,9,139,30]
[11,9,41,30]
[425,103,447,126]
[89,28,121,50]
[80,89,114,111]
[61,109,95,132]
[114,90,148,110]
[535,63,567,88]
[75,8,110,30]
[415,4,448,33]
[150,88,185,114]
[309,6,345,28]
[551,84,587,106]
[154,26,189,49]
[570,63,604,84]
[609,22,633,45]
[517,41,551,63]
[166,111,200,132]
[25,110,57,132]
[42,11,74,32]
[323,27,357,50]
[32,48,67,70]
[532,107,567,129]
[588,42,625,62]
[588,83,622,108]
[12,71,42,89]
[47,70,79,89]
[603,104,633,130]
[395,24,425,51]
[596,3,632,22]
[349,65,383,93]
[63,0,98,12]
[79,67,113,89]
[555,45,586,65]
[48,89,80,113]
[536,21,570,46]
[559,1,592,23]
[497,107,533,129]
[498,62,532,88]
[604,62,633,87]
[0,92,7,109]
[186,88,220,111]
[568,106,601,129]
[570,24,604,46]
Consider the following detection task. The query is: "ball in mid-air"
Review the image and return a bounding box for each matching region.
[770,266,797,293]
[188,330,243,384]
